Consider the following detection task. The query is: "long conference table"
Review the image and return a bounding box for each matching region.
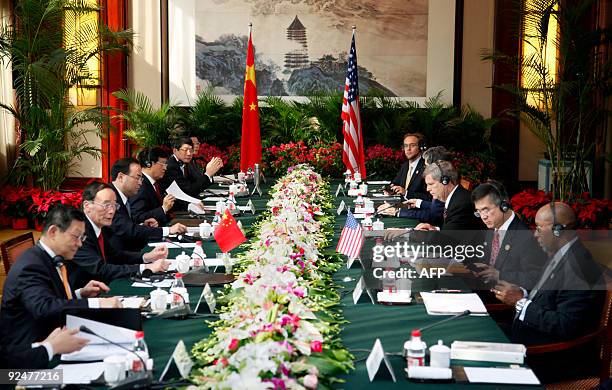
[108,181,542,388]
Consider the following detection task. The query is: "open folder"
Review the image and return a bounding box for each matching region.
[61,315,137,361]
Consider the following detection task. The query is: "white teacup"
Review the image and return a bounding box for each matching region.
[199,222,212,238]
[237,171,246,182]
[150,288,168,312]
[176,253,191,273]
[104,355,127,384]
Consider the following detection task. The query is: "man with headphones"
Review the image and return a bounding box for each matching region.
[492,202,606,383]
[130,147,176,225]
[414,160,484,231]
[470,181,546,288]
[0,205,122,350]
[160,136,223,210]
[388,133,430,200]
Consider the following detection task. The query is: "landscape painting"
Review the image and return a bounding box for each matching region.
[194,0,429,98]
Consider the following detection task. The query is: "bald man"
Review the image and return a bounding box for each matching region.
[492,202,606,383]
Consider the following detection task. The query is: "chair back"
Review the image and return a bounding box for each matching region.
[599,278,612,381]
[1,232,35,274]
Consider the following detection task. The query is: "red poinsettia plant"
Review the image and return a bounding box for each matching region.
[3,185,34,219]
[264,141,343,177]
[511,189,612,229]
[194,142,229,170]
[30,189,83,221]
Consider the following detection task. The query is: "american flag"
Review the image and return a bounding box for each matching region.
[336,210,364,260]
[341,29,366,177]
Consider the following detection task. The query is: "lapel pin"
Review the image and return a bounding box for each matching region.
[504,244,511,251]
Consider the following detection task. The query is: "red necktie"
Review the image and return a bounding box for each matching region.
[490,230,500,266]
[98,232,106,262]
[154,182,162,201]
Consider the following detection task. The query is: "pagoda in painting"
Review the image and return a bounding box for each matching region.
[284,15,309,70]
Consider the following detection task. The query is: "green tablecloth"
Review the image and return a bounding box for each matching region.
[107,181,541,388]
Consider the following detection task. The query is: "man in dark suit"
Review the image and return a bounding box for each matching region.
[470,181,546,288]
[1,327,88,369]
[493,202,606,383]
[389,133,430,200]
[108,158,186,252]
[130,147,176,225]
[159,137,223,209]
[379,146,448,224]
[0,205,121,348]
[414,160,484,231]
[73,181,170,284]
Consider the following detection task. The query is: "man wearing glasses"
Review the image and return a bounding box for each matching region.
[470,180,545,289]
[73,181,170,282]
[161,137,223,209]
[1,205,122,349]
[387,133,430,200]
[491,203,606,383]
[130,147,176,225]
[108,158,187,252]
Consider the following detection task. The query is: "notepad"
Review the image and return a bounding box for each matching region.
[464,367,540,385]
[420,292,487,315]
[55,362,105,384]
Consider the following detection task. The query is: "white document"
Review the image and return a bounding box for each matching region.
[55,362,105,384]
[132,279,174,288]
[420,292,488,315]
[187,203,206,215]
[67,315,136,345]
[118,296,146,309]
[464,367,540,385]
[61,343,132,362]
[365,339,396,382]
[367,181,390,185]
[166,181,202,204]
[149,242,196,248]
[186,227,201,235]
[201,196,226,202]
[377,291,412,304]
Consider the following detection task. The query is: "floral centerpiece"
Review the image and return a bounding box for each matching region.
[264,142,343,178]
[191,164,352,389]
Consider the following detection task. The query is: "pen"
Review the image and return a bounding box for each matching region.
[430,289,466,293]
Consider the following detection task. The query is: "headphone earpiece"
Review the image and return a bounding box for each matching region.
[434,161,450,185]
[551,202,566,238]
[487,180,511,213]
[52,255,65,268]
[143,148,154,168]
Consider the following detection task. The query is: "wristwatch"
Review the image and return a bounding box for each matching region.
[515,298,528,313]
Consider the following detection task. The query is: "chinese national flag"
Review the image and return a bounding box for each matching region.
[213,209,246,253]
[240,31,262,172]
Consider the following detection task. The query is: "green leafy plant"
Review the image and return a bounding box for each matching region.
[0,0,132,190]
[112,89,180,147]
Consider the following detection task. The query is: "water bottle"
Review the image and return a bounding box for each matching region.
[226,191,236,211]
[131,331,149,372]
[192,241,206,267]
[170,273,186,309]
[404,329,425,367]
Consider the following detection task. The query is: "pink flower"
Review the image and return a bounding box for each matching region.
[228,338,239,351]
[310,340,322,353]
[303,374,318,389]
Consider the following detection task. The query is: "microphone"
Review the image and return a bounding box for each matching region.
[79,325,152,388]
[374,201,410,217]
[417,310,471,333]
[217,174,237,183]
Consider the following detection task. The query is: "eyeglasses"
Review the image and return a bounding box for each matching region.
[126,174,143,183]
[473,207,494,218]
[535,223,551,234]
[154,161,168,167]
[92,201,120,211]
[402,143,419,149]
[67,231,87,243]
[178,147,194,154]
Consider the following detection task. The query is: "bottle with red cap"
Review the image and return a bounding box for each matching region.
[404,329,425,367]
[131,331,149,372]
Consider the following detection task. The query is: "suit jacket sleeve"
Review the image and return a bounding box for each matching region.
[19,263,89,322]
[111,205,163,245]
[72,235,140,284]
[129,186,167,224]
[1,344,49,369]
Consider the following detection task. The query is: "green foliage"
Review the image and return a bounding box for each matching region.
[483,0,611,199]
[0,0,132,190]
[113,89,180,147]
